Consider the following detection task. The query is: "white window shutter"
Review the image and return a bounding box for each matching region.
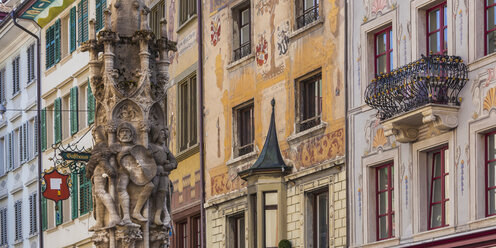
[34,118,38,157]
[24,122,28,162]
[8,132,12,170]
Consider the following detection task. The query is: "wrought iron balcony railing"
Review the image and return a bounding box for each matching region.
[296,5,319,29]
[233,42,251,61]
[364,54,468,120]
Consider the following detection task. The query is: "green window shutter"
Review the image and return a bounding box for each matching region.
[70,7,77,52]
[54,98,62,144]
[78,0,89,45]
[55,19,61,63]
[82,0,89,42]
[45,27,51,68]
[55,200,63,226]
[71,171,78,219]
[95,0,106,31]
[41,108,47,151]
[41,196,47,231]
[87,82,95,125]
[79,167,92,215]
[70,87,79,135]
[78,1,82,46]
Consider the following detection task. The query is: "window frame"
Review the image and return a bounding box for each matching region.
[374,26,393,76]
[375,162,394,241]
[426,2,448,55]
[233,4,251,61]
[296,69,322,133]
[233,100,254,157]
[179,0,197,25]
[486,131,496,217]
[428,146,449,230]
[295,0,320,29]
[305,188,329,247]
[485,1,496,55]
[178,73,197,152]
[228,213,245,248]
[263,191,278,248]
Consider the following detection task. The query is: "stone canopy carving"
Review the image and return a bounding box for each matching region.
[81,0,177,246]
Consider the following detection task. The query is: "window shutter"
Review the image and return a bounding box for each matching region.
[41,196,47,231]
[0,69,4,103]
[83,0,89,42]
[12,59,16,94]
[70,87,79,135]
[95,0,105,31]
[70,7,77,52]
[56,200,63,226]
[24,122,29,161]
[29,193,37,235]
[71,171,78,219]
[27,46,31,83]
[8,132,12,170]
[54,98,62,144]
[79,167,92,215]
[78,1,83,45]
[41,108,47,151]
[87,82,95,125]
[19,126,23,163]
[45,27,50,68]
[0,208,6,245]
[55,19,61,63]
[34,117,38,156]
[15,200,22,241]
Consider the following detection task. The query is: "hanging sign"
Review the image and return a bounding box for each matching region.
[42,169,71,203]
[60,151,91,162]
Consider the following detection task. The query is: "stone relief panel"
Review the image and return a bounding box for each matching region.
[362,0,397,23]
[471,68,496,119]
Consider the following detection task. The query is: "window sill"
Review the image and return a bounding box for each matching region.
[468,215,496,230]
[9,111,21,122]
[289,17,324,41]
[11,91,21,100]
[0,120,7,129]
[468,52,496,72]
[227,53,255,71]
[59,52,73,67]
[177,14,198,34]
[25,78,37,89]
[413,226,454,242]
[287,121,327,145]
[44,64,57,76]
[358,237,399,248]
[176,143,199,162]
[226,150,258,168]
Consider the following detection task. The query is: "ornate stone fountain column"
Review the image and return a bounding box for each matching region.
[82,1,177,247]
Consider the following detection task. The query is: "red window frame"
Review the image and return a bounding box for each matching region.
[486,131,496,217]
[428,146,449,230]
[426,2,448,55]
[374,26,393,76]
[376,162,394,241]
[485,1,496,55]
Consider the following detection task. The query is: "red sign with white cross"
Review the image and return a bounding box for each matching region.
[42,169,70,203]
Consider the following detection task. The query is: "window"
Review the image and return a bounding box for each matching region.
[233,5,251,61]
[55,200,63,226]
[19,122,29,164]
[0,208,6,245]
[177,221,187,248]
[13,129,19,169]
[70,7,77,53]
[79,167,92,215]
[0,137,4,176]
[87,82,95,125]
[29,193,37,235]
[12,55,20,95]
[14,200,22,241]
[27,44,35,83]
[0,68,5,103]
[60,16,70,58]
[31,118,38,158]
[95,0,107,31]
[295,0,319,29]
[46,19,61,69]
[78,0,89,45]
[374,27,393,75]
[178,74,197,152]
[376,163,394,240]
[228,214,245,248]
[426,2,447,54]
[263,192,278,248]
[305,189,328,247]
[234,101,254,157]
[192,216,201,248]
[7,132,13,170]
[41,107,47,151]
[486,131,496,216]
[179,0,196,25]
[297,71,322,132]
[54,97,62,144]
[486,1,496,55]
[150,0,165,37]
[428,146,449,230]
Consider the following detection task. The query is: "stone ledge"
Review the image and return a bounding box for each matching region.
[287,121,327,145]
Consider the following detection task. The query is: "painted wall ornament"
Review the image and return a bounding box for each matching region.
[276,21,289,56]
[210,15,221,46]
[82,2,177,246]
[256,34,269,66]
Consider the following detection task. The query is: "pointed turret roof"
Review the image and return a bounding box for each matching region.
[238,99,291,180]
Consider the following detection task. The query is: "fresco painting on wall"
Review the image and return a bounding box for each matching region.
[210,15,221,46]
[256,34,269,66]
[276,21,289,56]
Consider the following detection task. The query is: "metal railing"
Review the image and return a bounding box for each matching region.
[233,42,251,61]
[296,5,319,29]
[364,54,468,120]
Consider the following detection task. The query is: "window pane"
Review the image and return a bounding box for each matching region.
[443,5,447,27]
[304,0,315,10]
[489,31,496,55]
[378,216,388,240]
[376,55,387,74]
[489,0,496,6]
[241,26,250,45]
[317,194,328,248]
[378,167,388,191]
[241,9,249,25]
[392,213,395,236]
[430,203,442,228]
[238,217,245,248]
[489,161,496,188]
[433,153,441,177]
[489,133,496,160]
[264,209,277,247]
[265,192,278,205]
[488,188,496,215]
[489,6,496,32]
[443,28,448,52]
[428,9,440,32]
[429,32,440,53]
[432,178,442,202]
[376,33,387,54]
[378,192,388,215]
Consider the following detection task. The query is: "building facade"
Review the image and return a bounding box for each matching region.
[348,0,496,247]
[200,0,346,247]
[0,1,40,247]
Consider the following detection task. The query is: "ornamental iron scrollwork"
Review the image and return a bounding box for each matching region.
[365,54,468,120]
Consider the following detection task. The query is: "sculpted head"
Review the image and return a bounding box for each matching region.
[150,124,168,145]
[117,122,136,144]
[93,125,107,144]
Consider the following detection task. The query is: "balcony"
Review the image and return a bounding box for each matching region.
[365,54,468,142]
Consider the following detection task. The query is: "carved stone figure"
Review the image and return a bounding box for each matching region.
[87,126,121,231]
[111,122,157,224]
[149,125,177,226]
